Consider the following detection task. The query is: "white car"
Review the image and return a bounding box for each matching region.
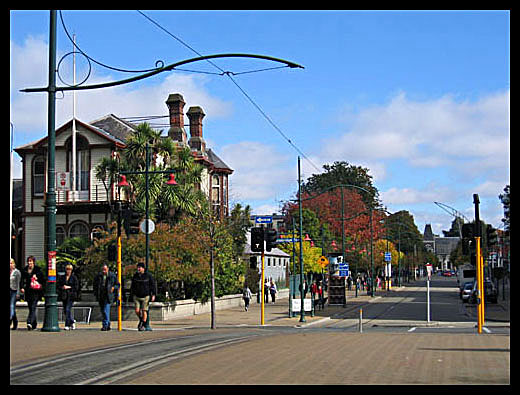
[461,281,474,303]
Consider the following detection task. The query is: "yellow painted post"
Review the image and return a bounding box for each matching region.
[476,237,482,334]
[480,253,485,327]
[261,251,265,325]
[117,234,122,331]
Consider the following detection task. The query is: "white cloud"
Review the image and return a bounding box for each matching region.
[322,90,509,174]
[220,141,293,201]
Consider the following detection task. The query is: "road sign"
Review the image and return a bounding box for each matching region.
[384,252,392,262]
[140,219,155,234]
[255,216,272,224]
[318,256,329,268]
[338,263,349,277]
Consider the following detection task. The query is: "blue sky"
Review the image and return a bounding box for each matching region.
[10,10,510,236]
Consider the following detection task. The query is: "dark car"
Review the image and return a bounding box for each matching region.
[471,280,498,304]
[460,281,474,303]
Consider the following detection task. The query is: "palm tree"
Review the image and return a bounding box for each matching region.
[118,122,207,225]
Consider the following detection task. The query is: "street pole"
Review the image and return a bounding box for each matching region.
[116,202,122,331]
[298,157,305,322]
[261,250,265,325]
[42,10,59,332]
[474,193,484,334]
[426,278,431,323]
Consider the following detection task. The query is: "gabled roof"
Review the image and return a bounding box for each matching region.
[206,148,233,174]
[14,117,127,154]
[89,114,137,144]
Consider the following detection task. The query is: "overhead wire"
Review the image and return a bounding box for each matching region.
[136,10,322,173]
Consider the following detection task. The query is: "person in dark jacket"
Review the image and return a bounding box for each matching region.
[58,264,79,330]
[93,264,119,331]
[131,263,156,331]
[20,256,45,331]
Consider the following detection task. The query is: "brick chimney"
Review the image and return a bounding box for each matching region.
[187,106,206,153]
[165,93,187,144]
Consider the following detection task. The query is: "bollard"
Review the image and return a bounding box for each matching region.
[359,308,363,333]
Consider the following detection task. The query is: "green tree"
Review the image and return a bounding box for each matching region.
[302,161,381,209]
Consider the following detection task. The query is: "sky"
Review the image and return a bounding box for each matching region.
[10,10,510,236]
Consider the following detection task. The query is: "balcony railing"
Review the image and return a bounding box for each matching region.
[56,185,109,204]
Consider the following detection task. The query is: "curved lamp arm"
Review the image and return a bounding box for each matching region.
[21,53,304,93]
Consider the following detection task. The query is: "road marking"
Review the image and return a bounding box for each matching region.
[408,327,416,332]
[483,327,492,334]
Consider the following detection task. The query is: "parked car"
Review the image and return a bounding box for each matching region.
[460,281,474,303]
[471,280,498,304]
[442,271,452,277]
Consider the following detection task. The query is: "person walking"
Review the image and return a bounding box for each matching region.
[20,256,45,331]
[10,258,21,330]
[264,279,270,303]
[130,263,156,331]
[310,280,318,307]
[93,263,119,331]
[242,285,252,311]
[269,280,277,304]
[58,264,79,330]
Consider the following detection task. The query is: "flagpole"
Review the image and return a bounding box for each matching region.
[72,33,77,203]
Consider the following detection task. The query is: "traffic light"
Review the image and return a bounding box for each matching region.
[250,227,264,252]
[108,244,117,262]
[461,223,474,238]
[123,208,141,237]
[249,256,258,269]
[486,224,498,248]
[265,228,278,252]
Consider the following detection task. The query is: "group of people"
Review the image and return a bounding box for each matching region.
[241,278,278,312]
[10,257,156,332]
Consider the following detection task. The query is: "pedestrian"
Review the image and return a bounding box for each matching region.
[269,280,277,303]
[93,263,119,331]
[264,278,270,303]
[10,258,21,330]
[57,264,79,330]
[310,280,318,303]
[316,281,324,310]
[130,263,156,331]
[242,285,252,311]
[347,276,352,291]
[20,256,45,331]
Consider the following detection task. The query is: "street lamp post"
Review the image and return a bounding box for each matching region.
[297,157,305,323]
[41,10,59,332]
[119,142,177,330]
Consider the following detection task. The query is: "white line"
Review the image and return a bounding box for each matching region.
[483,327,492,334]
[408,327,416,332]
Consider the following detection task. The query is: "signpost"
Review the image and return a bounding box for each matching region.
[255,216,272,224]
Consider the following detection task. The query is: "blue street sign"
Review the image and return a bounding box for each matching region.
[255,216,273,224]
[384,252,392,262]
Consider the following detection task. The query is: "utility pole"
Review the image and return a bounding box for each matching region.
[298,157,305,323]
[41,10,59,332]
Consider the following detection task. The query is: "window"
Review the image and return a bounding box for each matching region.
[66,135,90,197]
[69,221,89,240]
[33,156,45,196]
[56,226,65,247]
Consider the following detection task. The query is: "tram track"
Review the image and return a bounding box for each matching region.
[10,331,260,385]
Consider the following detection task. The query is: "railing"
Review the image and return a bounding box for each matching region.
[56,185,109,204]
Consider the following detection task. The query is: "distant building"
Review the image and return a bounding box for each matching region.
[423,224,459,270]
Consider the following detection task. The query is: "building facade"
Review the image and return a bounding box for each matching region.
[13,93,232,265]
[422,224,459,270]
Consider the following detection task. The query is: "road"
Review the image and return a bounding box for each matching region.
[10,276,509,385]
